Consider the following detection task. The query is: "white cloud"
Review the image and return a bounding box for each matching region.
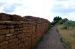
[52,0,75,21]
[0,0,75,21]
[0,0,55,21]
[10,0,55,21]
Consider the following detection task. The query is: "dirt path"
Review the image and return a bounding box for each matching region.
[36,26,66,49]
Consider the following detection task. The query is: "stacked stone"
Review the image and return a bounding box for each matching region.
[0,13,50,49]
[24,16,50,48]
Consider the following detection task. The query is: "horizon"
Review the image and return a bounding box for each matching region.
[0,0,75,22]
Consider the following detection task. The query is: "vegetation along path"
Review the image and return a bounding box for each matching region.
[36,26,66,49]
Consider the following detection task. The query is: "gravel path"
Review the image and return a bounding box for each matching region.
[36,26,66,49]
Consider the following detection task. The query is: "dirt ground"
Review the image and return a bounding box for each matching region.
[36,26,66,49]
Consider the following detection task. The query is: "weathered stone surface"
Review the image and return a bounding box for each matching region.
[0,13,50,49]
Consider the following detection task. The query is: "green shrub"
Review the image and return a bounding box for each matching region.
[63,21,75,29]
[58,18,68,25]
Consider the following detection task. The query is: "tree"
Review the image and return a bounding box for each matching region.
[58,18,68,24]
[53,16,62,24]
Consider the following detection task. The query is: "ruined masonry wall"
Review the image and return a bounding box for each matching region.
[0,21,50,49]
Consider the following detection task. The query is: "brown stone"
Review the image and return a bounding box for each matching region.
[0,13,50,49]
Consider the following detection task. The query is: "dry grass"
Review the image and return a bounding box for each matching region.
[57,25,75,49]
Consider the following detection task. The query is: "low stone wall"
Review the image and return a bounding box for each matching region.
[0,13,50,49]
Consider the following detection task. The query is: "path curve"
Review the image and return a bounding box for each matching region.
[36,26,66,49]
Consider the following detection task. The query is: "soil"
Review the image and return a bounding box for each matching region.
[36,26,66,49]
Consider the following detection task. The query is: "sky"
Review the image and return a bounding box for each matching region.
[0,0,75,22]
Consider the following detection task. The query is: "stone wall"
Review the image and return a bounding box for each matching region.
[0,13,50,49]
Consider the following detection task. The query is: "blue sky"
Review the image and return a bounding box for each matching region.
[0,0,75,21]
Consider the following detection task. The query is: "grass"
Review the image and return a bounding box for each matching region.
[57,25,75,49]
[63,21,75,29]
